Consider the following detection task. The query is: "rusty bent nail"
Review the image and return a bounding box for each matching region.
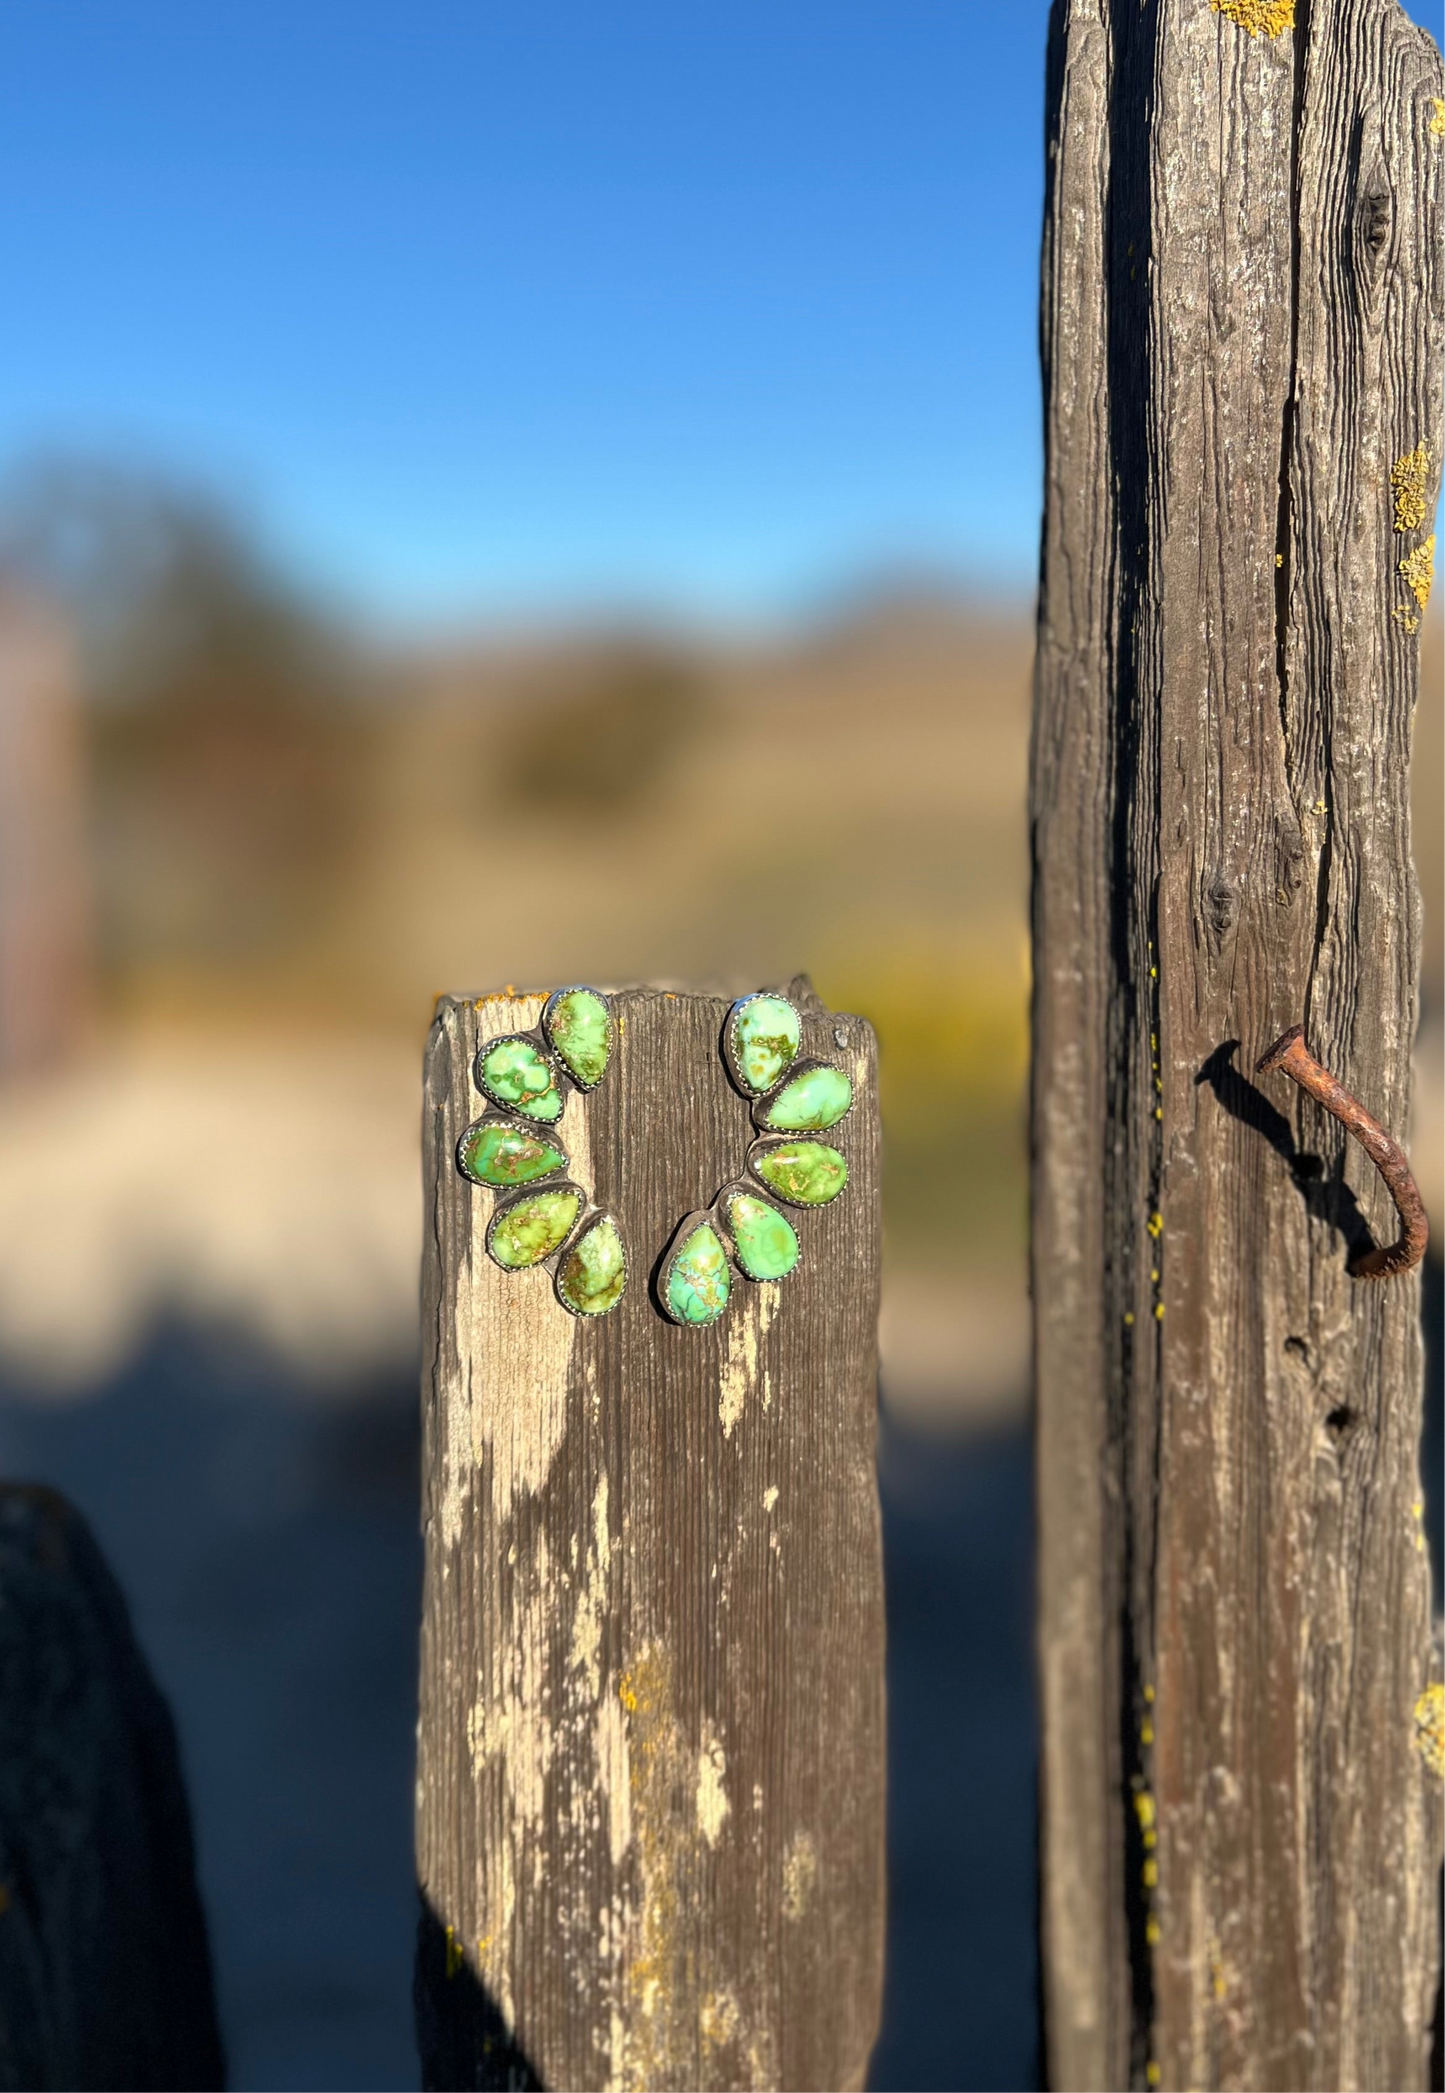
[1255,1025,1429,1279]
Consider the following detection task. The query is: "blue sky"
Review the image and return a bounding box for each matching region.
[1,3,1440,628]
[0,4,1053,624]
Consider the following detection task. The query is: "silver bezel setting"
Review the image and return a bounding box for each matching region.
[658,1208,732,1327]
[723,990,803,1098]
[484,1180,588,1274]
[745,1133,849,1210]
[473,1030,568,1124]
[542,985,614,1094]
[456,1111,571,1190]
[749,1054,856,1137]
[716,1180,802,1284]
[553,1207,628,1318]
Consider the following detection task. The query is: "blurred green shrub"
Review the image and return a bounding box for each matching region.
[817,943,1029,1259]
[497,649,708,813]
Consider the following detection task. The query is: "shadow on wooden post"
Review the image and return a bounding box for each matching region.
[1033,2,1444,2088]
[0,1485,225,2092]
[415,978,885,2091]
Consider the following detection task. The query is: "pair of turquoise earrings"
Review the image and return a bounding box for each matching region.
[455,987,853,1323]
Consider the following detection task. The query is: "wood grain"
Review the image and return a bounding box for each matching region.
[416,979,884,2091]
[1033,2,1443,2086]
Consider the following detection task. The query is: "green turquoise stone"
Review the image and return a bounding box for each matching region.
[725,1193,799,1282]
[478,1036,563,1122]
[752,1140,848,1208]
[488,1188,582,1269]
[556,1215,627,1316]
[667,1222,731,1325]
[459,1119,567,1188]
[545,988,612,1089]
[759,1063,853,1133]
[729,994,801,1094]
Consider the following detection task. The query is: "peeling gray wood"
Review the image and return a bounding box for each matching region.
[0,1485,225,2091]
[416,980,884,2091]
[1032,2,1443,2087]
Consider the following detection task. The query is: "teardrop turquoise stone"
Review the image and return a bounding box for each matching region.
[459,1119,568,1188]
[488,1188,582,1269]
[545,988,612,1089]
[725,1193,799,1282]
[667,1223,731,1325]
[729,994,801,1094]
[478,1036,564,1122]
[759,1063,853,1133]
[752,1141,848,1207]
[556,1214,627,1316]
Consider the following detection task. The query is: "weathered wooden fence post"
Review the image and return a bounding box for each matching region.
[1032,1,1443,2087]
[416,979,885,2090]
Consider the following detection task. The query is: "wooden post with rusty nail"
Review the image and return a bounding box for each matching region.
[415,978,885,2091]
[1032,2,1443,2087]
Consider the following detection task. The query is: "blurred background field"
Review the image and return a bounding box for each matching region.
[3,474,1436,1422]
[0,458,1039,1421]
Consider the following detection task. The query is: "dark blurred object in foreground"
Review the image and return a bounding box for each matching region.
[0,1483,224,2091]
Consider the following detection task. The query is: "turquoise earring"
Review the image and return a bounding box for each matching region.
[456,987,627,1317]
[660,990,852,1328]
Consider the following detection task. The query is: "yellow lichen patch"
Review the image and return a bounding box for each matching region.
[1211,0,1294,35]
[1147,1211,1163,1239]
[1413,1682,1444,1778]
[1394,604,1421,636]
[1142,1857,1159,1889]
[1145,1915,1161,1946]
[1400,534,1435,610]
[616,1645,696,2089]
[1391,444,1433,533]
[1133,1789,1156,1834]
[1431,97,1445,139]
[473,985,545,1008]
[445,1923,464,1978]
